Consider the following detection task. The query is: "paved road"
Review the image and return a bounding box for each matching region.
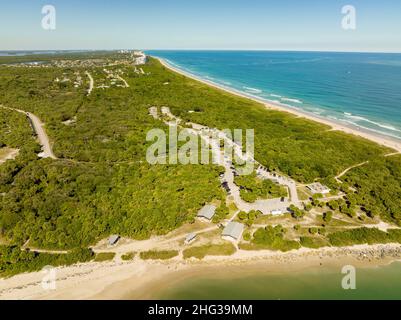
[256,168,300,205]
[1,105,57,159]
[27,111,57,159]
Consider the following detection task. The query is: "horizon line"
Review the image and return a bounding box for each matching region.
[1,48,401,54]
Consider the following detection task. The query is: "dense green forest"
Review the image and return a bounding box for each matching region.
[341,156,401,225]
[0,246,93,277]
[0,52,400,275]
[234,172,287,202]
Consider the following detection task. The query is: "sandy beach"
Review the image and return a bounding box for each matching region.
[1,243,401,300]
[157,58,401,154]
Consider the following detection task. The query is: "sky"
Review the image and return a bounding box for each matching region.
[1,0,400,52]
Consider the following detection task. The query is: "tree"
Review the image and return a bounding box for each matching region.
[323,211,333,223]
[309,227,318,235]
[238,211,248,220]
[290,206,306,220]
[243,232,251,241]
[305,203,313,211]
[328,200,340,211]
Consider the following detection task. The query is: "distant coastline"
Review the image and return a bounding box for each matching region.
[156,56,401,153]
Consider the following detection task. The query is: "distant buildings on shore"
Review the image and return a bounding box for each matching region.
[133,51,147,65]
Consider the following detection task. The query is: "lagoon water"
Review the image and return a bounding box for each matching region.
[147,50,401,140]
[156,262,401,300]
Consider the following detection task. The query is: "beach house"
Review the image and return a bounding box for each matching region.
[197,204,217,222]
[108,235,120,246]
[184,233,197,245]
[222,222,244,242]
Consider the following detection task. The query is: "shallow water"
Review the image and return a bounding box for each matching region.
[154,262,401,300]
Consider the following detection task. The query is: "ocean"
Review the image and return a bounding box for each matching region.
[156,262,401,300]
[147,50,401,140]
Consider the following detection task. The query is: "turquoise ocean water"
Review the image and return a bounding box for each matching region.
[147,50,401,140]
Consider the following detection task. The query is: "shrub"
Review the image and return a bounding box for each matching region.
[328,228,390,246]
[183,243,236,259]
[94,252,116,262]
[121,252,136,261]
[250,225,301,252]
[300,236,329,249]
[323,211,333,223]
[139,250,178,260]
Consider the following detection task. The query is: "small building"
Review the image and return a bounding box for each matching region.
[197,204,217,222]
[108,235,120,246]
[184,233,197,245]
[222,222,244,242]
[307,182,331,195]
[271,209,283,216]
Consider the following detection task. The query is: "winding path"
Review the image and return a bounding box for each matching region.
[335,161,369,183]
[1,105,57,159]
[335,151,400,183]
[116,75,129,88]
[85,71,94,95]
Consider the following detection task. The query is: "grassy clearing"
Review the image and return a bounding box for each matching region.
[139,250,179,260]
[94,252,116,262]
[183,243,236,259]
[300,236,330,249]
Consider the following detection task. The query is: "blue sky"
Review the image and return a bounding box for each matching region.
[1,0,400,52]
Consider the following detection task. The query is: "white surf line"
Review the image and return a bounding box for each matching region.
[85,71,94,95]
[1,105,57,159]
[157,57,401,154]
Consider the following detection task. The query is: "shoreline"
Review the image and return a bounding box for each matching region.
[1,243,401,299]
[156,57,401,153]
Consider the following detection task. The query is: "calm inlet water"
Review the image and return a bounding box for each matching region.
[156,262,401,300]
[147,51,401,140]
